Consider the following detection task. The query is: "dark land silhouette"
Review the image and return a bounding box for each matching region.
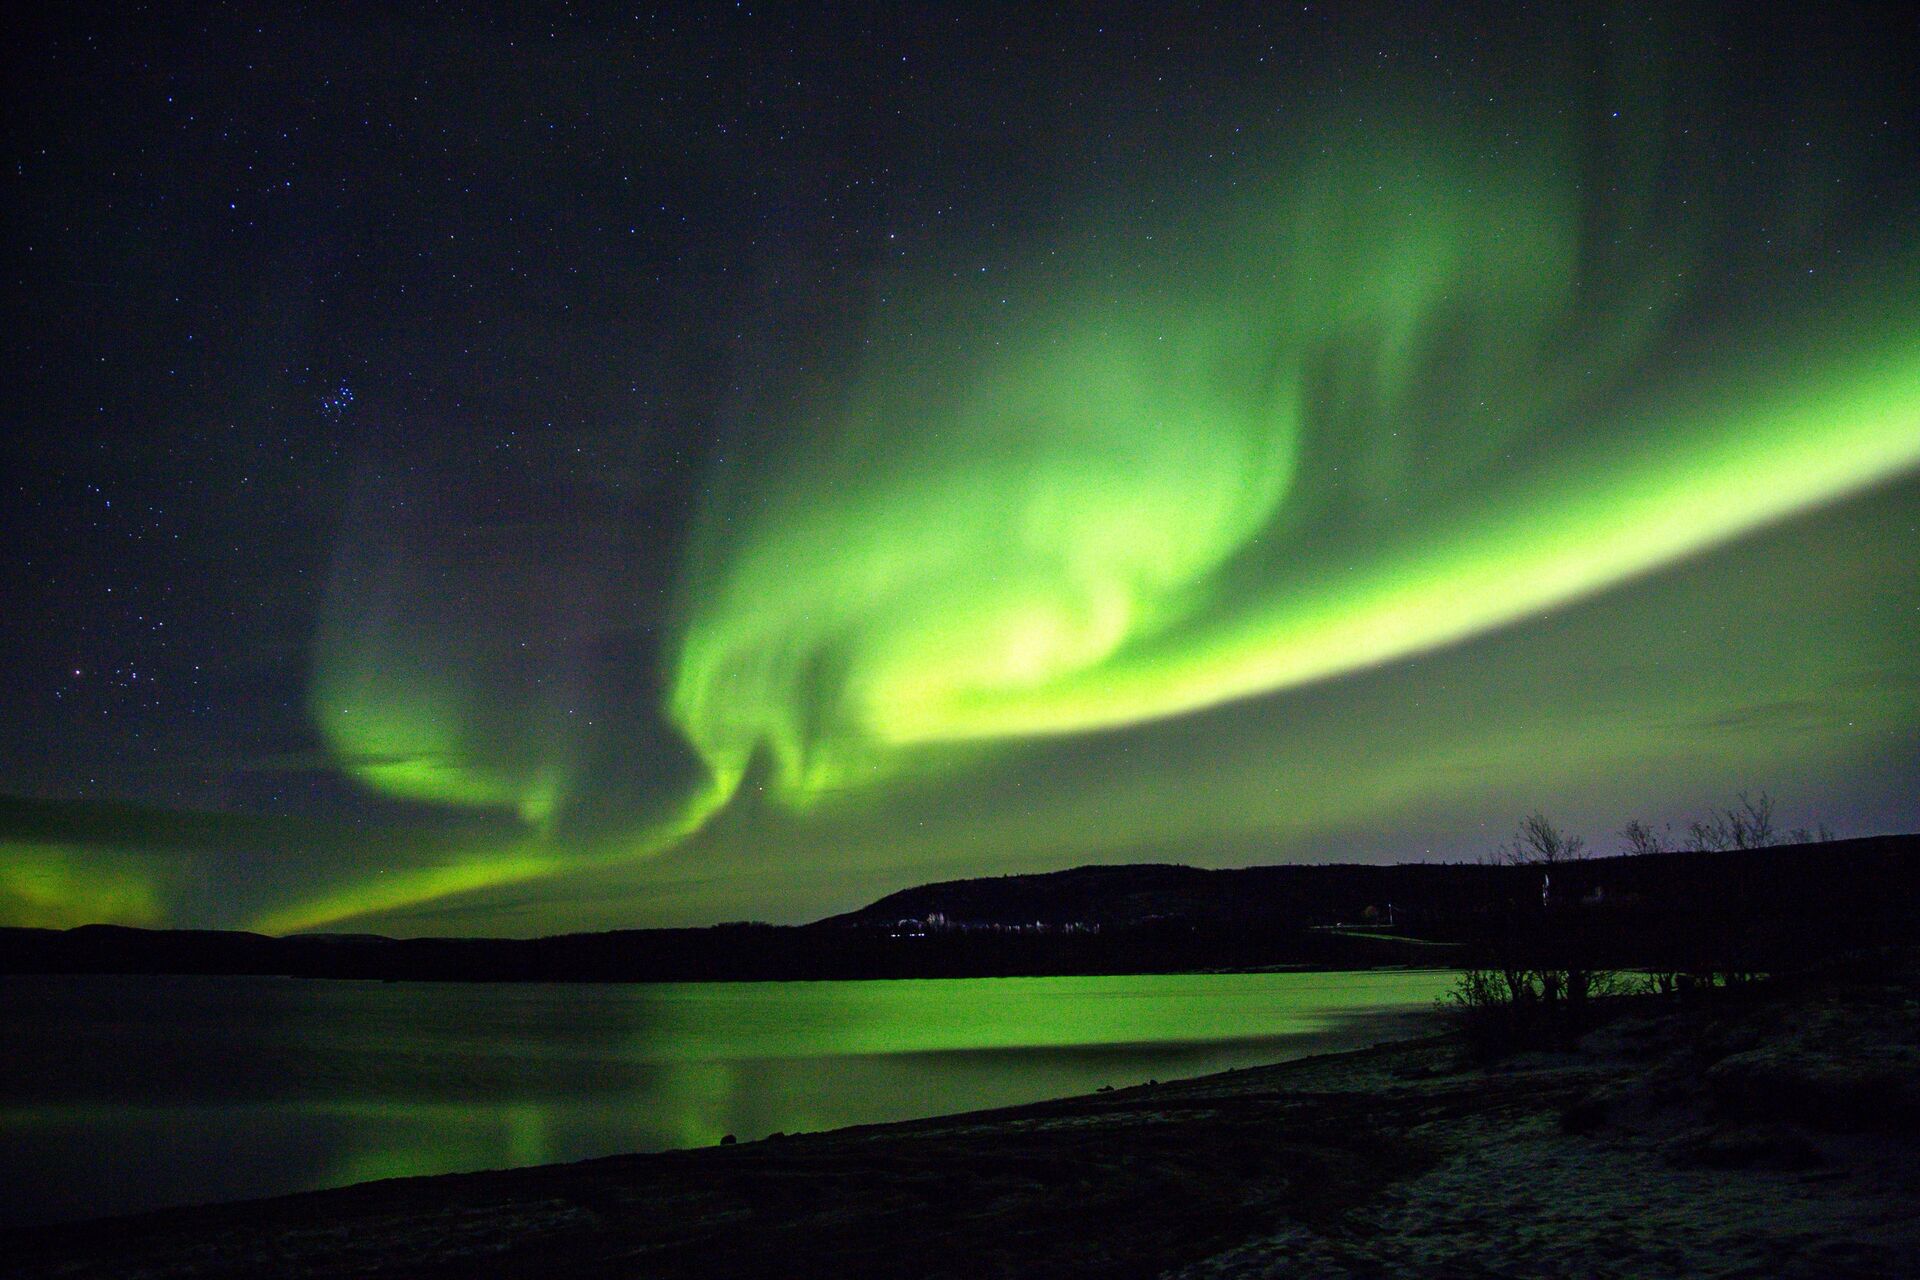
[5,834,1915,982]
[7,834,1920,1276]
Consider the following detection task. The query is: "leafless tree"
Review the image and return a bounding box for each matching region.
[1450,813,1613,1054]
[1617,819,1668,856]
[1684,820,1722,852]
[1685,790,1777,851]
[1496,812,1587,865]
[1732,790,1775,847]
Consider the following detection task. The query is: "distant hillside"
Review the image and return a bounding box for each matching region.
[3,835,1915,982]
[828,835,1920,936]
[826,860,1498,932]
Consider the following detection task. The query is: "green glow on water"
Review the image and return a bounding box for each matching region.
[0,971,1456,1224]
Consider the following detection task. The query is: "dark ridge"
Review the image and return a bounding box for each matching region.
[3,834,1915,983]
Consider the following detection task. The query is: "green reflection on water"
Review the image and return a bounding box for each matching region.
[1,970,1453,1225]
[634,970,1453,1059]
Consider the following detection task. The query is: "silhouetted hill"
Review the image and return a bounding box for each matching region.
[830,834,1919,933]
[3,835,1915,982]
[824,859,1503,931]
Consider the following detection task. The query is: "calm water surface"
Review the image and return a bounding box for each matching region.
[0,969,1453,1226]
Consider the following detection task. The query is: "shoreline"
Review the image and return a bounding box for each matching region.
[6,973,1918,1278]
[0,970,1454,1232]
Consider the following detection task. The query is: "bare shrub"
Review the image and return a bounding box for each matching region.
[1618,819,1669,856]
[1442,966,1537,1056]
[1686,790,1777,851]
[1496,812,1587,865]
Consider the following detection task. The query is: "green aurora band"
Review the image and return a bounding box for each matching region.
[667,136,1920,801]
[266,100,1920,933]
[0,843,159,930]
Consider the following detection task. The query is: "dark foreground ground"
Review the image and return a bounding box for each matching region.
[7,966,1919,1279]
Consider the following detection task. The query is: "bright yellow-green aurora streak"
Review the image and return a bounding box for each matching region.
[666,137,1920,807]
[274,93,1920,933]
[8,6,1918,946]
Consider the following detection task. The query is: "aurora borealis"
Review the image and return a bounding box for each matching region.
[4,3,1917,935]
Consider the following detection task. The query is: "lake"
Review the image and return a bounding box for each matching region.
[0,969,1455,1227]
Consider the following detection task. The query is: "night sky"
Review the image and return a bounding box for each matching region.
[4,3,1916,936]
